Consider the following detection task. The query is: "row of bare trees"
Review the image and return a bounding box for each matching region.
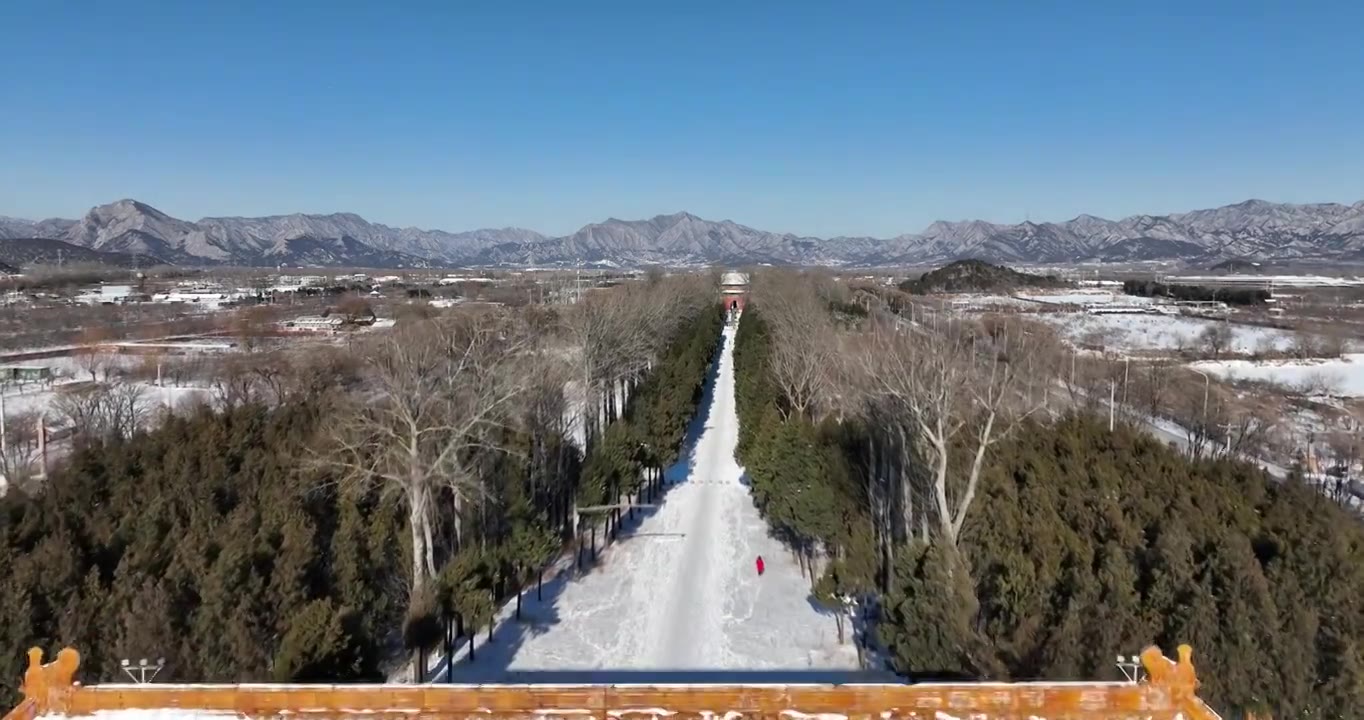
[567,274,713,450]
[751,272,841,421]
[740,271,1059,593]
[1,380,165,493]
[322,275,714,603]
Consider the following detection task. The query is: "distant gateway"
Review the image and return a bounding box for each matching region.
[721,272,749,313]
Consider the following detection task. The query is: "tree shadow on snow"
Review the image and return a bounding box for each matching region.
[800,595,903,682]
[431,327,731,683]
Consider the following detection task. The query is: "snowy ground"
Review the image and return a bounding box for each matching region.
[440,322,861,682]
[1191,354,1364,397]
[1036,312,1299,354]
[1167,274,1364,287]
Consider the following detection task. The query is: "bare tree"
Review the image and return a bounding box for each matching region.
[754,271,837,420]
[51,386,106,442]
[1200,322,1234,360]
[1321,332,1349,359]
[74,327,113,382]
[50,380,149,442]
[248,351,291,405]
[210,355,263,408]
[1131,358,1176,419]
[563,276,709,449]
[1298,370,1343,398]
[856,317,1048,549]
[565,289,646,449]
[326,313,530,596]
[102,381,150,437]
[1218,406,1276,460]
[334,294,377,324]
[231,305,280,353]
[0,409,46,490]
[514,341,579,533]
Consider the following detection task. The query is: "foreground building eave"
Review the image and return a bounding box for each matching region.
[7,646,1222,720]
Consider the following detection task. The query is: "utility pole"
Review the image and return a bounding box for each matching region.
[36,416,46,479]
[574,257,583,305]
[1121,356,1130,407]
[1109,379,1116,432]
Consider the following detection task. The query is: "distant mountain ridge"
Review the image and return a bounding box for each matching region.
[0,237,163,270]
[3,197,1364,269]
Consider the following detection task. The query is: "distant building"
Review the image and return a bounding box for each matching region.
[74,284,142,305]
[111,341,235,355]
[152,290,249,307]
[0,365,52,383]
[272,275,326,293]
[279,316,345,334]
[438,275,497,286]
[720,272,749,313]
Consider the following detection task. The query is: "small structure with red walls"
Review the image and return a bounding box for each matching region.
[720,272,749,315]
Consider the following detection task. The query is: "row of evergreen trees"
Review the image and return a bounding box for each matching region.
[732,302,1364,719]
[0,401,407,700]
[731,309,876,629]
[1123,279,1270,306]
[0,304,725,704]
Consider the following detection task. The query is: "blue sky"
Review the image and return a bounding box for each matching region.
[2,0,1362,237]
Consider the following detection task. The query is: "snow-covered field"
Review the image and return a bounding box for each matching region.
[1191,354,1364,397]
[442,323,861,682]
[1037,313,1299,354]
[1168,274,1364,288]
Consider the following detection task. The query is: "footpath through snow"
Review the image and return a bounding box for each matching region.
[440,321,860,681]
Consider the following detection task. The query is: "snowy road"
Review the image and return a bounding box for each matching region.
[445,322,859,681]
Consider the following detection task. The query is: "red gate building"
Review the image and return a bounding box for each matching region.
[721,272,749,313]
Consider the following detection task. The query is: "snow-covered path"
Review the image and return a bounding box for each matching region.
[445,322,858,681]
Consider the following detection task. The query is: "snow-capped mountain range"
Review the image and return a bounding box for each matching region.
[2,198,1364,269]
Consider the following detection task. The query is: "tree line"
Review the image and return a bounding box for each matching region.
[1123,279,1270,306]
[0,275,722,702]
[732,271,1363,719]
[0,400,407,701]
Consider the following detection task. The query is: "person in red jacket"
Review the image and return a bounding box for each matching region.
[755,555,765,576]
